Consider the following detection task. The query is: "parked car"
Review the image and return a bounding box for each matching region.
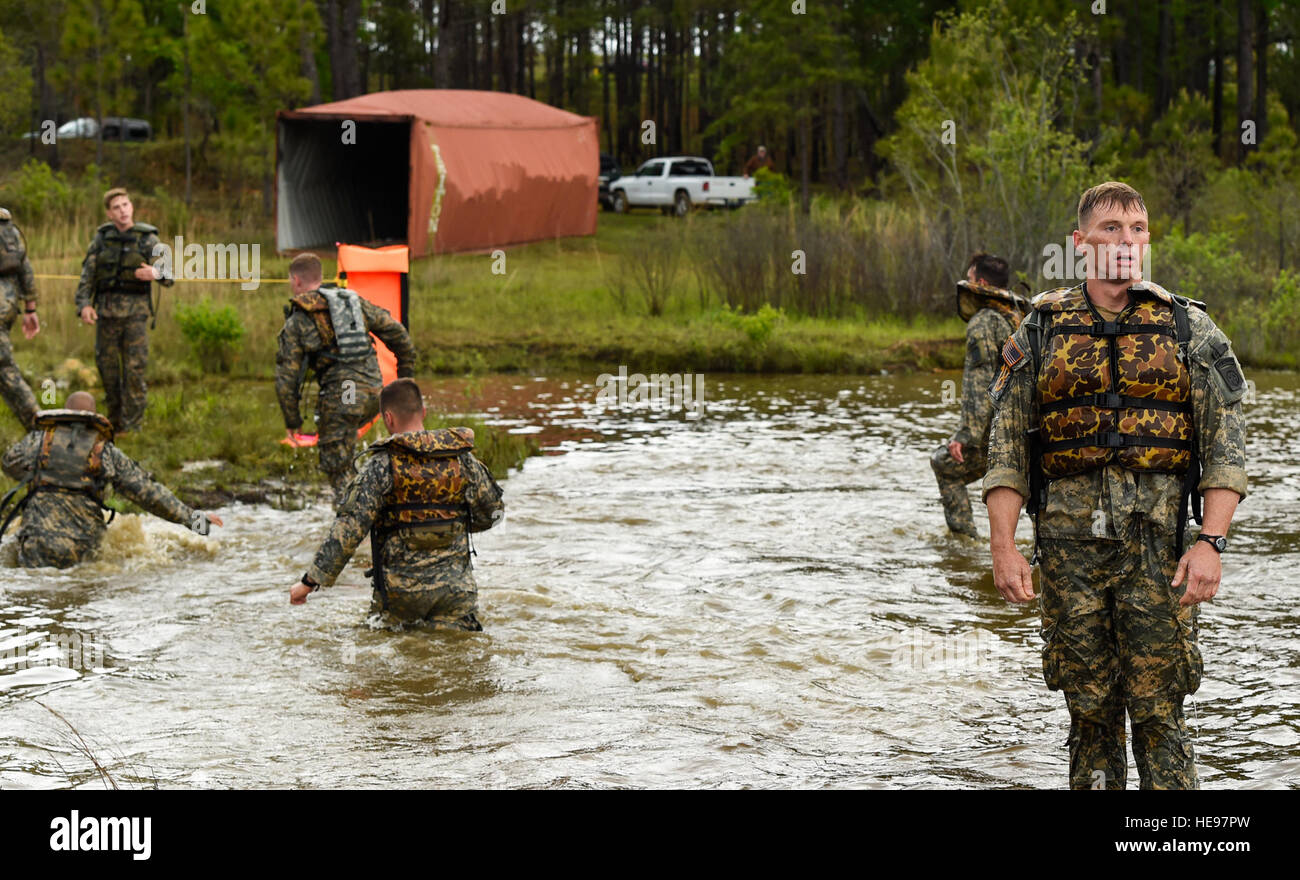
[101,117,152,142]
[20,116,152,141]
[609,156,758,217]
[598,153,622,211]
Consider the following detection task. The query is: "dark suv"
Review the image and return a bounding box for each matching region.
[598,153,621,210]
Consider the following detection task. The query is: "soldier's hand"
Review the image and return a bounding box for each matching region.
[80,306,98,325]
[204,513,224,528]
[290,582,313,605]
[134,265,159,281]
[1173,542,1220,606]
[948,440,965,464]
[992,543,1035,603]
[21,311,39,339]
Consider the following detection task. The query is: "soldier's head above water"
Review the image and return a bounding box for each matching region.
[380,378,428,435]
[65,391,96,413]
[964,251,1009,289]
[288,253,323,294]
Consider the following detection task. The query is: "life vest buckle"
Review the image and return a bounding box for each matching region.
[1089,321,1120,337]
[1097,392,1122,409]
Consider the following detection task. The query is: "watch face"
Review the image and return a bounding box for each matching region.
[1214,537,1227,552]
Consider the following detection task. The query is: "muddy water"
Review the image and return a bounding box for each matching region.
[2,372,1297,789]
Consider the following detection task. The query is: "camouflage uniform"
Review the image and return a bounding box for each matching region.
[931,306,1014,536]
[74,222,173,432]
[274,286,416,506]
[1,411,202,568]
[0,209,40,430]
[304,429,504,630]
[983,281,1248,790]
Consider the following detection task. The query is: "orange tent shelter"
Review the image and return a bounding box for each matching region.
[281,244,409,447]
[276,90,598,256]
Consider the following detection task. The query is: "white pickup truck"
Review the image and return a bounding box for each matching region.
[609,156,758,217]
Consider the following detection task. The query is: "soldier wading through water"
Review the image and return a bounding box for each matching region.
[289,378,504,631]
[983,181,1248,789]
[1,391,223,568]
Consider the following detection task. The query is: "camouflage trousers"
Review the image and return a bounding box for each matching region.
[16,531,100,569]
[0,324,38,429]
[317,392,380,508]
[95,315,149,432]
[929,442,987,537]
[1039,519,1203,790]
[368,585,482,632]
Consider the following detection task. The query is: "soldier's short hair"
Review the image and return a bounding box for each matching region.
[1078,181,1147,231]
[103,187,129,210]
[380,378,424,419]
[966,252,1010,289]
[288,253,323,283]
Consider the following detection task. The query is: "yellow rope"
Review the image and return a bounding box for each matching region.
[32,274,289,283]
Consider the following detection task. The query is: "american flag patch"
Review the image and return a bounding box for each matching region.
[1002,337,1027,368]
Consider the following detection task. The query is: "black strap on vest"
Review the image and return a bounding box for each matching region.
[1041,433,1193,453]
[1039,393,1192,415]
[364,502,469,611]
[0,483,115,542]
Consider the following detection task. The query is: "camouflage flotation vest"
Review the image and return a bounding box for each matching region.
[956,280,1030,329]
[365,428,476,608]
[1018,281,1205,558]
[1032,282,1196,479]
[287,285,375,366]
[91,222,157,298]
[0,410,117,539]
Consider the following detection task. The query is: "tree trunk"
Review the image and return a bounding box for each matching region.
[602,10,613,151]
[435,0,452,88]
[832,80,847,190]
[799,109,810,215]
[1254,0,1267,147]
[1237,0,1253,162]
[1156,0,1172,113]
[1212,0,1223,158]
[301,25,321,105]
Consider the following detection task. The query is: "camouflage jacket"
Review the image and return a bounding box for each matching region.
[305,434,504,591]
[982,282,1248,540]
[0,210,39,323]
[74,222,173,319]
[274,290,417,431]
[951,307,1015,449]
[2,430,196,550]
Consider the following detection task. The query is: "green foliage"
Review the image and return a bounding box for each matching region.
[752,167,793,205]
[1155,229,1268,310]
[715,303,785,345]
[877,0,1104,285]
[174,299,245,374]
[1225,270,1300,369]
[0,158,108,222]
[0,27,33,134]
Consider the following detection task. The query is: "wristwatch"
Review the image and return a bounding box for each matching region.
[302,573,320,592]
[1196,534,1227,554]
